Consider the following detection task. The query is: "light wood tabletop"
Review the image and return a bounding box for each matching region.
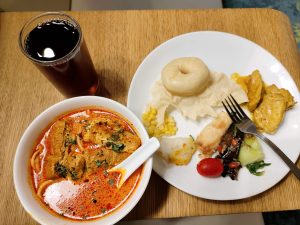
[0,9,299,224]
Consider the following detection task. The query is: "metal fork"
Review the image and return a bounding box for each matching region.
[222,94,300,180]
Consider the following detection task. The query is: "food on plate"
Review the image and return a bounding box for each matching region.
[196,158,224,177]
[157,136,196,165]
[196,123,271,179]
[254,85,296,133]
[142,106,177,137]
[233,70,264,112]
[238,135,271,176]
[253,94,287,133]
[29,107,143,220]
[245,70,264,111]
[161,57,211,96]
[195,112,232,155]
[238,135,264,166]
[232,70,296,133]
[265,84,295,109]
[197,124,244,180]
[246,160,271,176]
[214,125,244,180]
[149,57,247,124]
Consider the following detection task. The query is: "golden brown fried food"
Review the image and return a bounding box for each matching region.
[232,70,296,134]
[265,84,296,109]
[231,73,249,94]
[253,94,287,134]
[247,70,264,112]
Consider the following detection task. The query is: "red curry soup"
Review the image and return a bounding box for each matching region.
[30,107,143,220]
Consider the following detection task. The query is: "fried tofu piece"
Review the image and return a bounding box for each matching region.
[196,112,232,155]
[265,84,296,109]
[82,122,112,144]
[231,73,250,94]
[60,154,86,180]
[121,131,141,153]
[247,70,264,111]
[47,120,66,156]
[253,94,287,134]
[43,120,66,180]
[102,149,130,167]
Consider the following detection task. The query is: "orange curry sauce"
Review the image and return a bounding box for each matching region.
[30,108,143,220]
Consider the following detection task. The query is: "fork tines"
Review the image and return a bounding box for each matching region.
[222,94,248,123]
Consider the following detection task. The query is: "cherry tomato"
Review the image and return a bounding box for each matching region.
[197,158,224,177]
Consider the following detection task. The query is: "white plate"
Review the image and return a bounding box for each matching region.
[127,31,300,200]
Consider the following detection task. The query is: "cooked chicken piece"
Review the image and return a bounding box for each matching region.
[247,70,264,111]
[253,94,287,134]
[196,112,232,155]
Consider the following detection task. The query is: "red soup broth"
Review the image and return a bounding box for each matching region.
[29,107,143,220]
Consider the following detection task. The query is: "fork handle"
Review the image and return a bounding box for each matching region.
[256,133,300,180]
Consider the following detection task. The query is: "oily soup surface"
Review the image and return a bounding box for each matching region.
[30,108,142,220]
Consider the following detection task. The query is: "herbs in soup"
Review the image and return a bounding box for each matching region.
[30,107,143,220]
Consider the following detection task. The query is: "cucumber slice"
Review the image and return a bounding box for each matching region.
[238,135,264,166]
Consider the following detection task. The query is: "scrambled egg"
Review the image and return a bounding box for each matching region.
[142,107,177,137]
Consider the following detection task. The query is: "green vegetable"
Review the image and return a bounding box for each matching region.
[70,171,79,180]
[54,162,68,178]
[246,160,271,176]
[110,133,120,141]
[108,179,115,186]
[95,159,108,168]
[65,135,76,147]
[112,143,125,152]
[106,141,125,153]
[238,135,264,166]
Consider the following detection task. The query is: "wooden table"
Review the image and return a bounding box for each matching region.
[0,9,299,224]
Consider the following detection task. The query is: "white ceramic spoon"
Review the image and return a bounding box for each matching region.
[108,137,160,188]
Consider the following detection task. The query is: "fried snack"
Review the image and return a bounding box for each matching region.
[231,73,249,93]
[157,136,196,165]
[265,84,296,109]
[253,94,287,133]
[253,84,296,133]
[196,112,232,155]
[247,70,264,112]
[232,70,296,134]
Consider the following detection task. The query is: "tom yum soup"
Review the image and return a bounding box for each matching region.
[30,107,143,220]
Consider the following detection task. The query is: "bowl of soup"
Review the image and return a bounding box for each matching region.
[13,96,152,225]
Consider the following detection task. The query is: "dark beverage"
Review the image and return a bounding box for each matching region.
[20,13,99,97]
[25,20,80,61]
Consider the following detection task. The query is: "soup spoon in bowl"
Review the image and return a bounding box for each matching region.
[108,137,160,188]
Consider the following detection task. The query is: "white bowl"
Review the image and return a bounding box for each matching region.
[13,96,152,225]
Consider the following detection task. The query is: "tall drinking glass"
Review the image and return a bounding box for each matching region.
[19,12,99,98]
